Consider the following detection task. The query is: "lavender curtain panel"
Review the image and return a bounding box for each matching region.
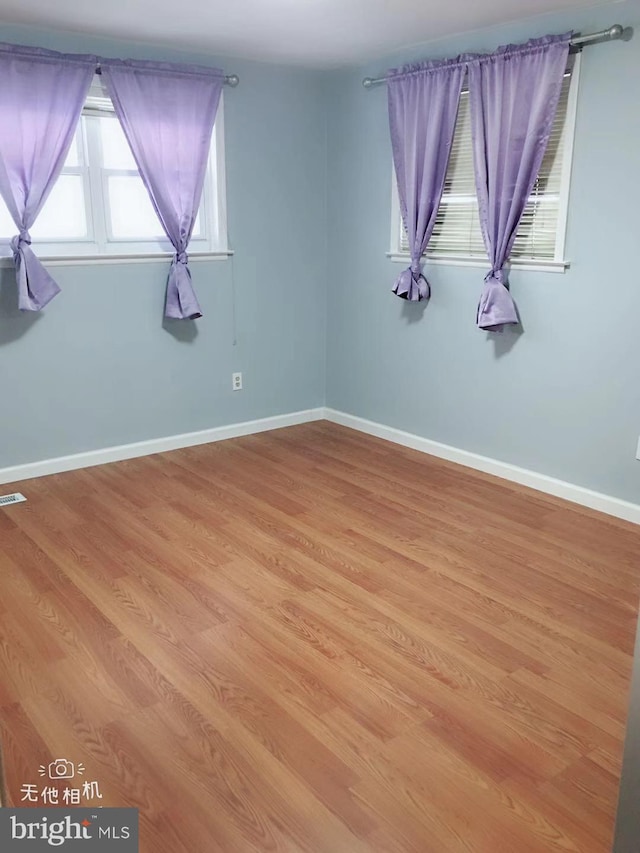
[388,58,465,301]
[101,59,224,319]
[467,33,571,331]
[0,44,95,311]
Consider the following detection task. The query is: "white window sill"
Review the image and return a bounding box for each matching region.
[0,250,233,268]
[387,252,569,274]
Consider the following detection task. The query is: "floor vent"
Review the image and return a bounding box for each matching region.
[0,492,26,506]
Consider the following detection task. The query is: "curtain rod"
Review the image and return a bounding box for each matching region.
[362,23,624,88]
[93,66,239,86]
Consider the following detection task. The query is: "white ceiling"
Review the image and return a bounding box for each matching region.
[0,0,620,67]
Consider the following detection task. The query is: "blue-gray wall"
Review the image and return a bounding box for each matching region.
[0,25,327,468]
[326,0,640,505]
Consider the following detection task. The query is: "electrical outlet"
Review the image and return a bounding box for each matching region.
[232,372,243,391]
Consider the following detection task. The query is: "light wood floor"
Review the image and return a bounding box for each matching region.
[0,422,638,852]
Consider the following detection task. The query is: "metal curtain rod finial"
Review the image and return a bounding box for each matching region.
[571,23,623,46]
[362,23,626,88]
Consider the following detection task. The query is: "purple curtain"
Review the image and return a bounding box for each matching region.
[467,33,571,331]
[101,59,224,319]
[0,44,95,310]
[388,59,465,301]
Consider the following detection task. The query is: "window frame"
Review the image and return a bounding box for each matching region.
[388,53,581,274]
[0,84,230,264]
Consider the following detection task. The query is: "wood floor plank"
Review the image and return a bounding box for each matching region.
[384,727,582,853]
[1,421,638,851]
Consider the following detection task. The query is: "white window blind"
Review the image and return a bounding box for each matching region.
[397,57,577,265]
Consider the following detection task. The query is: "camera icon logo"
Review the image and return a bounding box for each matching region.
[48,759,75,780]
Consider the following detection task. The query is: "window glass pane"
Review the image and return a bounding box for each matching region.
[107,175,201,240]
[64,128,81,168]
[107,175,161,238]
[30,176,88,239]
[0,144,86,242]
[99,116,137,170]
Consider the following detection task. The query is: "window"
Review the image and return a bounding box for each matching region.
[390,55,580,270]
[0,76,228,259]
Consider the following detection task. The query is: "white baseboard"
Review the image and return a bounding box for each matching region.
[0,408,325,487]
[3,404,638,526]
[322,407,640,526]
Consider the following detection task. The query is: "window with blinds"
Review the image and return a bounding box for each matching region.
[395,56,578,266]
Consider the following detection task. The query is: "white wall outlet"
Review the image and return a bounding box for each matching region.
[232,372,243,391]
[636,435,640,460]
